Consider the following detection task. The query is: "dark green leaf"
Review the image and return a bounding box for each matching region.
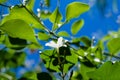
[8,36,27,45]
[44,0,50,7]
[66,2,89,21]
[71,19,84,35]
[59,47,71,56]
[37,72,52,80]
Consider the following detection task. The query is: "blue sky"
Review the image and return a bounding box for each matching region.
[0,0,120,78]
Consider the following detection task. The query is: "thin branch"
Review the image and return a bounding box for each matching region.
[104,52,120,59]
[0,3,11,8]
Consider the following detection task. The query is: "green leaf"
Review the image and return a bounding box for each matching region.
[66,49,78,64]
[40,11,51,20]
[66,2,89,21]
[0,19,38,44]
[0,0,7,3]
[71,19,84,35]
[72,36,91,47]
[38,32,50,40]
[87,61,120,80]
[26,0,35,11]
[1,5,44,30]
[107,38,120,54]
[44,0,50,7]
[57,31,69,37]
[37,72,52,80]
[80,63,96,80]
[49,7,62,30]
[49,7,62,23]
[40,49,60,72]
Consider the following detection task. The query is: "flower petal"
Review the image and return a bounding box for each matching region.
[45,41,58,48]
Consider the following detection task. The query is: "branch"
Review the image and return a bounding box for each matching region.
[104,52,120,59]
[0,3,11,8]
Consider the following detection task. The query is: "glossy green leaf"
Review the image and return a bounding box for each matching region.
[0,0,7,3]
[87,61,120,80]
[71,19,84,35]
[107,38,120,54]
[66,2,89,21]
[1,6,45,30]
[0,19,38,44]
[38,32,50,40]
[57,31,69,37]
[49,7,62,30]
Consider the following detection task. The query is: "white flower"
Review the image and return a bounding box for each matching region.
[45,37,67,48]
[94,58,100,62]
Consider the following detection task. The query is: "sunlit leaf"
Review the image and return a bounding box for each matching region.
[49,7,62,30]
[87,61,120,80]
[26,0,35,11]
[0,0,7,3]
[19,72,37,80]
[0,19,38,44]
[71,19,84,35]
[66,2,89,21]
[40,11,51,20]
[57,31,69,37]
[107,38,120,54]
[38,32,50,40]
[1,5,45,30]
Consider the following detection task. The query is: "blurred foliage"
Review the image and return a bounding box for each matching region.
[0,0,120,80]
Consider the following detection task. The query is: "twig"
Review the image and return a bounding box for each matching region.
[104,52,120,59]
[0,3,11,8]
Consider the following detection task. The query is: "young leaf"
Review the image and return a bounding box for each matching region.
[66,2,89,21]
[87,61,120,80]
[49,7,62,23]
[0,19,38,44]
[57,31,69,37]
[38,32,50,40]
[49,7,62,30]
[1,5,45,30]
[71,19,84,35]
[107,38,120,54]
